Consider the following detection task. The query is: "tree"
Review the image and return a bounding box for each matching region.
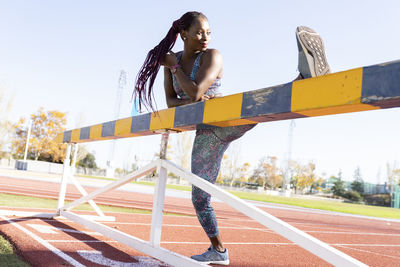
[290,161,317,194]
[263,156,282,189]
[169,132,193,171]
[77,152,97,169]
[305,162,317,194]
[249,157,264,186]
[351,166,364,195]
[386,161,400,194]
[238,162,251,187]
[74,145,89,165]
[77,152,97,175]
[218,143,244,187]
[11,107,67,162]
[164,132,194,183]
[332,178,346,197]
[344,190,362,202]
[0,87,14,157]
[250,156,282,189]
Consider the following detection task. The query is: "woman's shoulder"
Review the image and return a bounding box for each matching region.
[201,49,223,64]
[204,48,222,57]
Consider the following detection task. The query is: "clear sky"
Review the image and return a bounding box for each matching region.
[1,0,399,183]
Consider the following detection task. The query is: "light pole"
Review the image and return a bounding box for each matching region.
[23,120,32,162]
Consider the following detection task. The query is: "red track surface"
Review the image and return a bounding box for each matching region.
[1,175,400,266]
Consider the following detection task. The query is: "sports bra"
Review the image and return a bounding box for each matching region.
[171,51,221,100]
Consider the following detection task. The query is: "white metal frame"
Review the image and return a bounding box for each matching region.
[54,142,367,267]
[1,139,367,266]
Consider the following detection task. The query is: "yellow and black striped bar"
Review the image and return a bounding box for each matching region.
[57,60,400,144]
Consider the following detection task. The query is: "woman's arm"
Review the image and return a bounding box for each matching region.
[165,49,223,102]
[163,67,193,108]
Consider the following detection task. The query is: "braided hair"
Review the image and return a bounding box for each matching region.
[134,11,207,111]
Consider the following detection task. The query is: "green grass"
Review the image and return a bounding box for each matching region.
[77,174,193,191]
[77,174,115,181]
[0,234,29,267]
[229,191,400,219]
[134,181,192,192]
[75,175,400,219]
[0,193,186,216]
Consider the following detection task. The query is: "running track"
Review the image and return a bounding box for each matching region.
[1,175,400,266]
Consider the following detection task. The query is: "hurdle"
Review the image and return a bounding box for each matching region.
[41,60,400,266]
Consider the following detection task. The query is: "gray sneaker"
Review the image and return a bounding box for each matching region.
[191,246,229,265]
[296,26,331,78]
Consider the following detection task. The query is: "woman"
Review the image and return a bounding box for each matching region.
[134,11,330,265]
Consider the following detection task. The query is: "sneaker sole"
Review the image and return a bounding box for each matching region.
[296,26,331,77]
[200,259,230,265]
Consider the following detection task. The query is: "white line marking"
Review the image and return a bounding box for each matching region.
[0,216,85,267]
[306,231,400,236]
[47,240,118,243]
[160,241,295,245]
[106,221,400,237]
[220,220,272,233]
[161,241,400,247]
[12,216,400,238]
[27,223,102,235]
[337,244,400,247]
[44,239,400,247]
[337,245,400,260]
[77,250,167,267]
[105,221,273,232]
[27,224,58,234]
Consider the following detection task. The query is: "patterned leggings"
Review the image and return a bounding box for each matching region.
[191,124,256,237]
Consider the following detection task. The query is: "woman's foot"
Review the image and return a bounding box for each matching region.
[191,246,230,265]
[296,26,331,78]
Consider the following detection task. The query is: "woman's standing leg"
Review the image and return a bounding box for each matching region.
[191,128,230,251]
[190,124,256,259]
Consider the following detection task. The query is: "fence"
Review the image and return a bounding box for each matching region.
[5,59,400,266]
[392,185,400,208]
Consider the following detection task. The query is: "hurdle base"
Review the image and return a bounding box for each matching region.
[60,210,204,267]
[0,210,56,219]
[0,210,115,221]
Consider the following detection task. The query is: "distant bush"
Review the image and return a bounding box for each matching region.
[344,190,362,202]
[364,194,391,207]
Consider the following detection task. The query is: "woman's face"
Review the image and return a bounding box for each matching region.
[183,17,211,52]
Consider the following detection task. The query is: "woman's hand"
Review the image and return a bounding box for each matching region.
[162,51,178,68]
[199,93,222,101]
[200,95,211,101]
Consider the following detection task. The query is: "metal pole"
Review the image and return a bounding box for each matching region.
[23,120,32,161]
[150,132,170,247]
[159,132,169,160]
[57,144,72,213]
[71,144,78,175]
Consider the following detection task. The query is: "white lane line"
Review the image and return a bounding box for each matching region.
[161,241,295,245]
[13,217,400,238]
[218,220,272,233]
[4,218,69,222]
[27,223,102,236]
[77,250,166,267]
[27,224,58,234]
[306,231,400,236]
[47,240,118,243]
[161,241,400,247]
[105,221,400,239]
[104,221,272,232]
[0,216,85,267]
[108,221,400,237]
[337,245,400,260]
[337,244,400,247]
[44,239,400,247]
